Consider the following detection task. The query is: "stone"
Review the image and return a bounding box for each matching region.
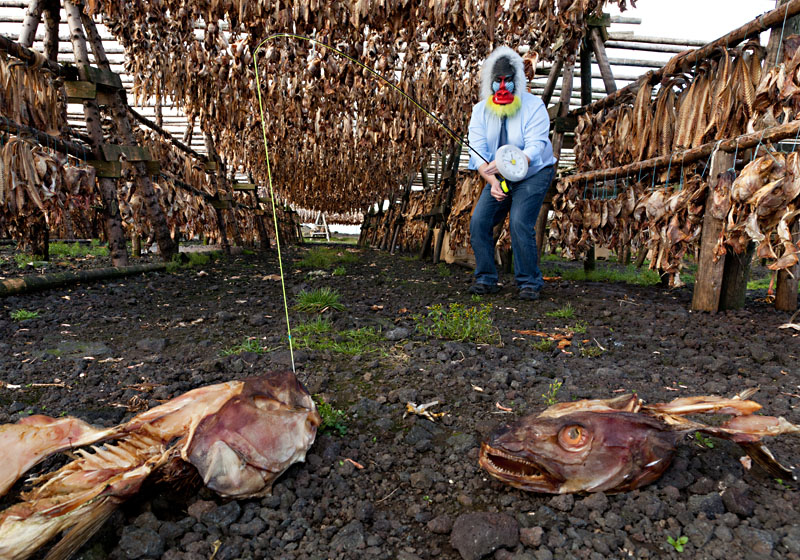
[330,520,366,552]
[687,493,725,517]
[187,500,216,519]
[549,494,574,513]
[248,313,267,326]
[449,512,519,560]
[427,515,453,535]
[118,527,164,559]
[721,487,755,517]
[385,327,410,341]
[520,526,544,548]
[581,492,608,513]
[446,432,476,454]
[136,337,168,352]
[201,501,242,527]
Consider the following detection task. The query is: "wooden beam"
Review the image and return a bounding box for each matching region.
[0,115,90,159]
[564,117,800,185]
[41,0,59,62]
[572,0,800,117]
[590,27,617,94]
[540,55,564,107]
[0,33,77,79]
[692,150,733,312]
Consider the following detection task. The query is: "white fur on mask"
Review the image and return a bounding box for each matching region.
[480,46,527,100]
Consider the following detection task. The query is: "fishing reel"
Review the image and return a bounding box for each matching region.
[495,144,529,193]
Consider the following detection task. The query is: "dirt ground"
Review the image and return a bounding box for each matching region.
[0,244,798,560]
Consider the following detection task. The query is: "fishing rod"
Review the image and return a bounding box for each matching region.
[252,33,527,371]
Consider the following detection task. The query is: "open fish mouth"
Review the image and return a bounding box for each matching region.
[479,443,558,489]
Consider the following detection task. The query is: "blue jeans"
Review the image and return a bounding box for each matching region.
[469,165,555,291]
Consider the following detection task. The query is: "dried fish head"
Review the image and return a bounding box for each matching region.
[186,371,321,498]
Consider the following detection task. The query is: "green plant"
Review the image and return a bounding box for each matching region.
[694,432,715,449]
[666,535,688,553]
[776,478,793,490]
[10,309,39,321]
[14,253,43,268]
[546,304,575,319]
[436,263,452,277]
[579,345,604,358]
[541,264,662,286]
[316,398,348,435]
[542,380,563,406]
[470,294,483,303]
[298,247,359,269]
[293,318,382,355]
[571,320,588,334]
[332,266,347,276]
[413,303,498,344]
[294,287,345,313]
[220,337,271,356]
[166,251,217,273]
[49,241,109,259]
[532,338,554,352]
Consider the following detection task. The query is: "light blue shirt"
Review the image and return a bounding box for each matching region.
[467,91,557,180]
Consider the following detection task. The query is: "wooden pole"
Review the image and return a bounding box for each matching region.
[692,150,734,312]
[590,28,618,94]
[579,36,597,272]
[63,0,128,266]
[82,11,177,261]
[0,263,166,297]
[572,0,800,117]
[248,173,271,251]
[565,118,800,185]
[41,0,59,62]
[766,0,800,311]
[203,131,230,255]
[720,243,755,310]
[774,221,799,312]
[537,56,575,259]
[540,55,564,107]
[17,0,43,47]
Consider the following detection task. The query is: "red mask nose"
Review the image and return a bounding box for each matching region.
[493,77,515,105]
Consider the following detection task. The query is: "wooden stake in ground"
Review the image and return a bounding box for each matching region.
[203,132,231,255]
[692,150,733,312]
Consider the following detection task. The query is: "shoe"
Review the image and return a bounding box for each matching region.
[468,282,501,295]
[518,288,540,301]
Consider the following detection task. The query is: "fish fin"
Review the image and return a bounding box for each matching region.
[738,441,796,481]
[43,497,119,560]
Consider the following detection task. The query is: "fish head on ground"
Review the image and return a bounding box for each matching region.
[479,398,680,494]
[185,370,321,498]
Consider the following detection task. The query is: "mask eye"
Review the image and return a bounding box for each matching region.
[558,425,589,449]
[505,80,514,93]
[492,80,501,93]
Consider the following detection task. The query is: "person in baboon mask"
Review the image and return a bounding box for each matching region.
[467,46,556,301]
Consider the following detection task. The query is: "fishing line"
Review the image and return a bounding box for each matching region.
[253,33,509,370]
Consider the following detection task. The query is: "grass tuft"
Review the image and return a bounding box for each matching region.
[315,397,349,435]
[220,337,271,356]
[10,309,39,321]
[436,263,452,277]
[293,317,382,355]
[332,266,347,276]
[532,338,554,352]
[166,251,218,273]
[413,303,498,344]
[543,263,661,286]
[298,247,359,269]
[546,303,575,319]
[542,380,563,406]
[294,287,345,313]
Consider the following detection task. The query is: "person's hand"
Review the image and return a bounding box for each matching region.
[483,160,498,176]
[490,178,507,201]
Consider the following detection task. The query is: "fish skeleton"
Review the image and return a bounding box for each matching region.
[479,391,799,494]
[0,370,320,560]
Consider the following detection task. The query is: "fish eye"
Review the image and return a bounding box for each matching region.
[558,425,588,449]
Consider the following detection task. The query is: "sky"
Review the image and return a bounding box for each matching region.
[607,0,776,41]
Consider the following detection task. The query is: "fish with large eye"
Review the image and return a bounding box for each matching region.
[479,391,800,494]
